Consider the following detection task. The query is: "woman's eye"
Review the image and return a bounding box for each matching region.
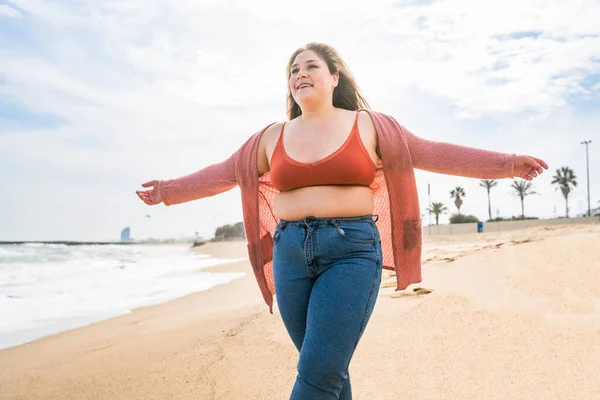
[291,65,317,76]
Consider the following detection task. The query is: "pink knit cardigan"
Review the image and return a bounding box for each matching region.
[158,110,515,312]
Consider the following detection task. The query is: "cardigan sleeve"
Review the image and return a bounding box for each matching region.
[403,128,516,179]
[158,151,239,206]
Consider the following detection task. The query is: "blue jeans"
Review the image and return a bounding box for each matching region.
[273,215,383,400]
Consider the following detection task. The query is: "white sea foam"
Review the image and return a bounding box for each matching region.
[0,244,245,349]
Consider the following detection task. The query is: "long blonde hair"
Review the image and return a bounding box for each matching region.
[286,42,370,120]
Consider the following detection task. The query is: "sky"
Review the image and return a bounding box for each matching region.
[1,0,599,242]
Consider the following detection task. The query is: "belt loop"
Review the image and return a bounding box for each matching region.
[372,214,379,222]
[280,220,288,230]
[304,216,317,228]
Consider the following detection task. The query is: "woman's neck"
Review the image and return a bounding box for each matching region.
[299,104,338,122]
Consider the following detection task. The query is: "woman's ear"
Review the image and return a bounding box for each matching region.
[332,72,339,88]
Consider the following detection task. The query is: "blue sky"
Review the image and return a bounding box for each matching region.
[1,0,599,241]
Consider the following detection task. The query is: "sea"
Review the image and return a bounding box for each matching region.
[0,243,245,350]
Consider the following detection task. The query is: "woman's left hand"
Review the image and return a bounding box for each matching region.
[514,155,549,181]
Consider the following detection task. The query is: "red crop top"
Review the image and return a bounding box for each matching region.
[270,112,377,192]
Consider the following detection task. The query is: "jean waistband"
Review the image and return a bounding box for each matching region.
[278,214,379,230]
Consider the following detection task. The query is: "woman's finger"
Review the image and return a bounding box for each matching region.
[137,183,161,205]
[533,157,549,170]
[530,161,543,174]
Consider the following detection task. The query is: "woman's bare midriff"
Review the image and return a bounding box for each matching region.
[273,185,373,221]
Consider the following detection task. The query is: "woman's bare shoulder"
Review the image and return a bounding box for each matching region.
[257,121,285,175]
[262,121,285,140]
[259,121,285,152]
[357,109,376,134]
[357,110,380,159]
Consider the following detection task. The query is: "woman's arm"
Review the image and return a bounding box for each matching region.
[157,152,238,206]
[136,150,238,207]
[136,123,278,207]
[405,130,547,180]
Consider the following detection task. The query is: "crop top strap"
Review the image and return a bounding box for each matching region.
[275,121,286,148]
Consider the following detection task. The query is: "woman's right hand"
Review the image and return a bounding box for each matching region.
[136,180,163,205]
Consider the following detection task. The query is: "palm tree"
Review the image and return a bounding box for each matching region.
[551,167,577,218]
[511,180,537,218]
[426,202,448,225]
[449,187,466,215]
[479,180,498,221]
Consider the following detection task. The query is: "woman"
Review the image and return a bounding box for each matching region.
[136,42,548,399]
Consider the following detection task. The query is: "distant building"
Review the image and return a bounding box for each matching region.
[121,227,131,242]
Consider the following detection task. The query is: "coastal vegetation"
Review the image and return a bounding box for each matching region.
[424,164,593,224]
[213,222,245,241]
[551,166,578,218]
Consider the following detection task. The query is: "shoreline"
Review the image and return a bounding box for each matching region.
[2,227,600,399]
[0,240,256,351]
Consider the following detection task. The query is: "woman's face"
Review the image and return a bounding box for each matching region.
[289,50,338,108]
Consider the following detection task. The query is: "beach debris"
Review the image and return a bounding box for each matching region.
[389,287,433,298]
[413,287,433,295]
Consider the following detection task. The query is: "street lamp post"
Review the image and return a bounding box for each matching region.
[581,140,592,217]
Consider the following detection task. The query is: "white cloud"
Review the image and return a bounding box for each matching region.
[356,0,600,117]
[1,0,599,240]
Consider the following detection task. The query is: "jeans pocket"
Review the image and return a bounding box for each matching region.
[333,222,375,244]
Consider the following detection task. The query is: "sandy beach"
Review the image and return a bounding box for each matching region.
[1,223,600,399]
